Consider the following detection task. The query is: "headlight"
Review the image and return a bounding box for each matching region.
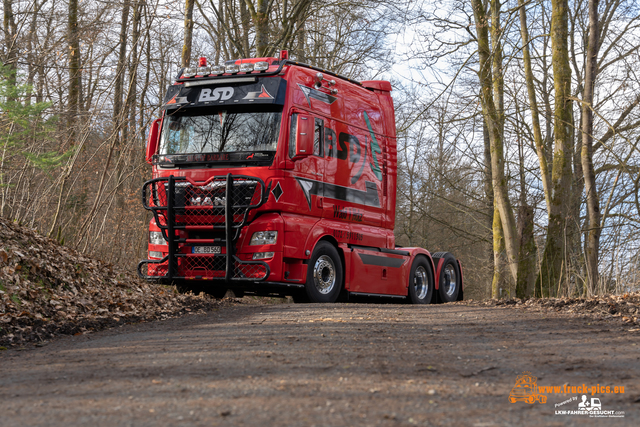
[250,231,277,245]
[149,231,166,245]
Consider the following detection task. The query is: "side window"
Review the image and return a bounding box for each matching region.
[314,118,324,156]
[289,113,298,159]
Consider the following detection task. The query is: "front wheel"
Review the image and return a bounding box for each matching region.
[304,241,343,303]
[408,256,434,304]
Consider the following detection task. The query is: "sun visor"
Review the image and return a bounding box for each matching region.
[162,77,287,110]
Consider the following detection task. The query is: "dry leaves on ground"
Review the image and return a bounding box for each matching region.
[0,216,231,348]
[457,292,640,326]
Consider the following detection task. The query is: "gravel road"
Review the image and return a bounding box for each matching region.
[1,303,638,426]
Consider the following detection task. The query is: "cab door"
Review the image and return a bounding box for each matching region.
[289,111,325,218]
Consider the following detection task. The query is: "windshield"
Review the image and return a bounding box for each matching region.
[159,107,282,155]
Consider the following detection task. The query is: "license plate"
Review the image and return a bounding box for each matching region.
[192,246,221,254]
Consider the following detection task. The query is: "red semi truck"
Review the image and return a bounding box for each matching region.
[138,51,463,303]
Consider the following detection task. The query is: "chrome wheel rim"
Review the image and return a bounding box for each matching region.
[443,264,457,297]
[313,255,336,294]
[414,266,428,300]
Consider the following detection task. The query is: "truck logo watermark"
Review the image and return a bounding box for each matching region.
[507,371,626,418]
[198,87,234,102]
[555,396,625,417]
[508,372,547,404]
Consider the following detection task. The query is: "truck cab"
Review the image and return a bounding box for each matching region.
[139,52,463,303]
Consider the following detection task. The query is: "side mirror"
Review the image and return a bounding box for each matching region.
[145,118,161,164]
[293,114,313,159]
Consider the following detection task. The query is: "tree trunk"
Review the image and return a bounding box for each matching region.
[581,0,601,295]
[492,206,506,298]
[67,0,81,140]
[296,22,306,62]
[245,0,270,57]
[26,0,42,106]
[518,0,552,216]
[483,118,496,298]
[516,204,536,298]
[3,0,18,92]
[515,99,536,298]
[239,0,251,56]
[182,0,195,67]
[114,3,131,123]
[472,0,520,283]
[536,0,574,297]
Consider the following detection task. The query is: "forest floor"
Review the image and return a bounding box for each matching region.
[2,217,640,425]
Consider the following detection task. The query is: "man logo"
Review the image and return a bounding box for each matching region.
[199,87,234,102]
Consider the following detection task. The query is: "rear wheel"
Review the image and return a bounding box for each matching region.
[435,252,461,303]
[408,256,434,304]
[304,241,343,303]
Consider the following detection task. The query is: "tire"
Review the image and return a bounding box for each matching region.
[435,252,461,303]
[408,256,434,304]
[304,241,343,303]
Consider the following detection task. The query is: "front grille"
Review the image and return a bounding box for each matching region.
[138,174,270,282]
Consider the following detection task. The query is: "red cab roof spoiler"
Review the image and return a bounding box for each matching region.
[361,80,392,92]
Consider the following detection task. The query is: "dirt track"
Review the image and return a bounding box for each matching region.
[1,303,638,426]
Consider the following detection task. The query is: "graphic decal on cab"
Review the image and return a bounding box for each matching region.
[295,177,380,210]
[363,111,383,181]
